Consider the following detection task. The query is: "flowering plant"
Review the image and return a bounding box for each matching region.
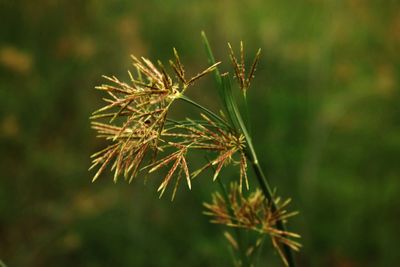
[90,32,300,267]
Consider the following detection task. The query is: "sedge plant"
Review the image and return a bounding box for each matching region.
[89,32,300,267]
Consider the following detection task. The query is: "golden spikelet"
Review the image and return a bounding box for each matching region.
[203,183,301,266]
[90,49,247,198]
[228,42,261,94]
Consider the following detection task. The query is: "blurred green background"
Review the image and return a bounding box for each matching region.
[1,0,399,266]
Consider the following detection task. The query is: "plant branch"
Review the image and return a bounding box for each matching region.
[178,95,232,130]
[201,32,297,267]
[226,76,297,267]
[247,152,297,267]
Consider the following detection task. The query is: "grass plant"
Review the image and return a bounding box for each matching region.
[90,32,300,267]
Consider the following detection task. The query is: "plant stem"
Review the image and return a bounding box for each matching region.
[178,95,232,129]
[201,32,297,267]
[247,150,297,267]
[217,179,251,267]
[221,73,297,267]
[233,93,296,267]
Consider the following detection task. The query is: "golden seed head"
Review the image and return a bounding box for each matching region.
[90,50,243,199]
[228,42,261,94]
[203,183,301,266]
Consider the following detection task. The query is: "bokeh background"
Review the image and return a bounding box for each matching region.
[1,0,399,266]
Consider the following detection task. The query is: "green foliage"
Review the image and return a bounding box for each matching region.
[1,1,399,266]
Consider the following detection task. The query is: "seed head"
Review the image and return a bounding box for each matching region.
[204,183,301,266]
[228,42,261,94]
[90,50,249,199]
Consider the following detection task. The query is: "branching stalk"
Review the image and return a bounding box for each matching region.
[202,33,297,267]
[177,95,231,129]
[226,75,297,267]
[91,32,300,267]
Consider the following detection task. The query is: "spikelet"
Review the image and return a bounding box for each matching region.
[90,49,249,198]
[203,183,301,266]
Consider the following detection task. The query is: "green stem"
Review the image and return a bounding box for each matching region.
[235,105,296,267]
[248,153,296,267]
[222,76,297,267]
[217,179,251,267]
[201,32,296,267]
[201,31,222,87]
[178,95,232,129]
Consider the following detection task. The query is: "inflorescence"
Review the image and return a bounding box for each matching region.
[89,40,300,266]
[90,49,248,199]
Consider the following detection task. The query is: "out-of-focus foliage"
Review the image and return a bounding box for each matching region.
[0,0,399,266]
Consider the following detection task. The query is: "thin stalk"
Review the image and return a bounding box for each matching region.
[226,77,297,267]
[201,31,234,125]
[178,95,232,130]
[248,152,296,267]
[201,31,222,87]
[242,94,252,136]
[217,178,251,267]
[201,32,297,267]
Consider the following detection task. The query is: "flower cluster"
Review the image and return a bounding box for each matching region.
[90,50,248,199]
[90,37,302,266]
[228,42,261,94]
[203,183,301,266]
